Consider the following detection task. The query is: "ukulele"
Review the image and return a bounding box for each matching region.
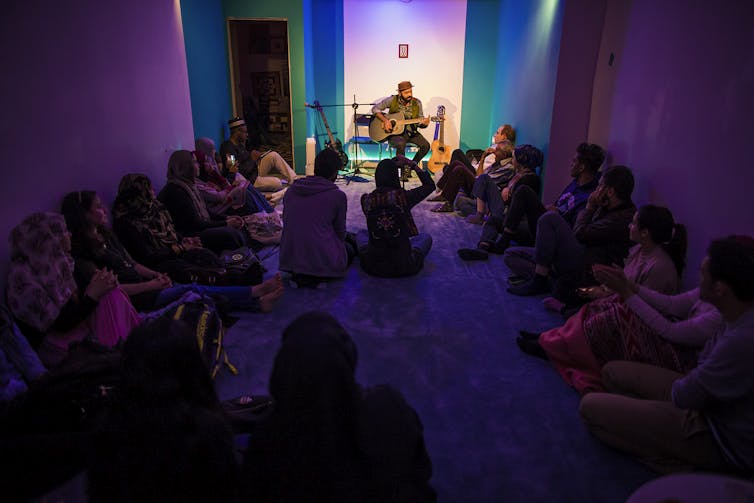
[308,101,349,167]
[368,113,440,142]
[427,105,452,173]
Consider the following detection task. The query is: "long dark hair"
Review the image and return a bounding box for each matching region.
[450,149,473,173]
[60,189,106,257]
[637,205,687,276]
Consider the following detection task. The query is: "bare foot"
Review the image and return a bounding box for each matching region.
[258,284,284,312]
[251,273,282,298]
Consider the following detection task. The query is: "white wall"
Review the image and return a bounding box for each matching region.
[343,0,467,155]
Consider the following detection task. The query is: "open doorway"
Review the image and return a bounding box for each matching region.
[227,19,293,167]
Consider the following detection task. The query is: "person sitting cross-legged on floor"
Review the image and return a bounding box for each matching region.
[279,148,357,288]
[506,164,636,298]
[458,144,542,261]
[357,156,435,278]
[579,235,754,475]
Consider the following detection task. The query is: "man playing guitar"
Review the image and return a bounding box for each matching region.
[372,81,433,179]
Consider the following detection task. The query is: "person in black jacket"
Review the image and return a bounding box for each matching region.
[357,156,435,277]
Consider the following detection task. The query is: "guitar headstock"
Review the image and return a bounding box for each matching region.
[436,105,445,119]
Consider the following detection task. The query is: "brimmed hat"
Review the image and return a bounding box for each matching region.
[397,81,413,92]
[228,116,246,129]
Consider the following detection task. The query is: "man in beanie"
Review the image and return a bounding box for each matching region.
[372,81,432,180]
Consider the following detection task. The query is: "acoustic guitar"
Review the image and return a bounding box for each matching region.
[427,105,452,173]
[368,112,440,142]
[307,101,349,167]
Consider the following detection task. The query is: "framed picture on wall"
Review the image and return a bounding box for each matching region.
[252,72,280,97]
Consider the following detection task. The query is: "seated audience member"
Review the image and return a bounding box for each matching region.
[429,149,476,213]
[6,212,140,367]
[475,124,516,175]
[112,173,232,284]
[493,143,603,254]
[220,116,296,192]
[89,317,240,502]
[242,312,437,501]
[462,141,516,223]
[517,205,687,394]
[157,150,247,254]
[279,148,356,288]
[458,144,542,261]
[61,190,284,313]
[194,136,273,215]
[357,156,435,278]
[579,235,754,474]
[506,165,636,297]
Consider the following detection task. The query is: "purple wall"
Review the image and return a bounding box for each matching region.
[0,0,195,286]
[588,0,754,284]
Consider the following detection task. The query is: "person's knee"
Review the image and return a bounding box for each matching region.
[601,361,625,391]
[578,392,607,427]
[537,211,561,228]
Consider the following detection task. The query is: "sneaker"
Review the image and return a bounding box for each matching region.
[458,248,489,261]
[465,213,485,225]
[431,202,454,213]
[507,275,550,296]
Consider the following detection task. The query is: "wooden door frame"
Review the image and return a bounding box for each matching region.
[226,17,295,167]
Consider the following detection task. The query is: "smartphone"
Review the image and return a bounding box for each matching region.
[229,154,236,163]
[576,287,591,297]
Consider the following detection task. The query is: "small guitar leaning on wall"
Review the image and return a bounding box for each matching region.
[308,101,349,167]
[368,112,440,142]
[427,105,452,173]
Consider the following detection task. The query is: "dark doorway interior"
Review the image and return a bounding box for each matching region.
[228,19,293,166]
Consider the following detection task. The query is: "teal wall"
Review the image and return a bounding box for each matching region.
[459,0,502,151]
[223,0,307,170]
[304,0,345,150]
[180,0,232,146]
[494,0,563,165]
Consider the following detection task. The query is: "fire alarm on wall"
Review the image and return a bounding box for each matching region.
[398,44,409,58]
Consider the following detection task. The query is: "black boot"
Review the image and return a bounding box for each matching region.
[508,273,550,296]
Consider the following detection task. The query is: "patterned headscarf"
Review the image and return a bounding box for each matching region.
[112,174,181,252]
[166,150,211,221]
[6,212,78,332]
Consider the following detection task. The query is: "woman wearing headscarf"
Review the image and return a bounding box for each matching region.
[157,150,247,254]
[61,190,284,314]
[194,137,274,215]
[6,212,140,367]
[428,149,476,213]
[113,173,241,285]
[242,312,436,502]
[357,156,435,277]
[458,144,542,260]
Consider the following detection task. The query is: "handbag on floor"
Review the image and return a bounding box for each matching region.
[242,211,283,245]
[219,246,264,286]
